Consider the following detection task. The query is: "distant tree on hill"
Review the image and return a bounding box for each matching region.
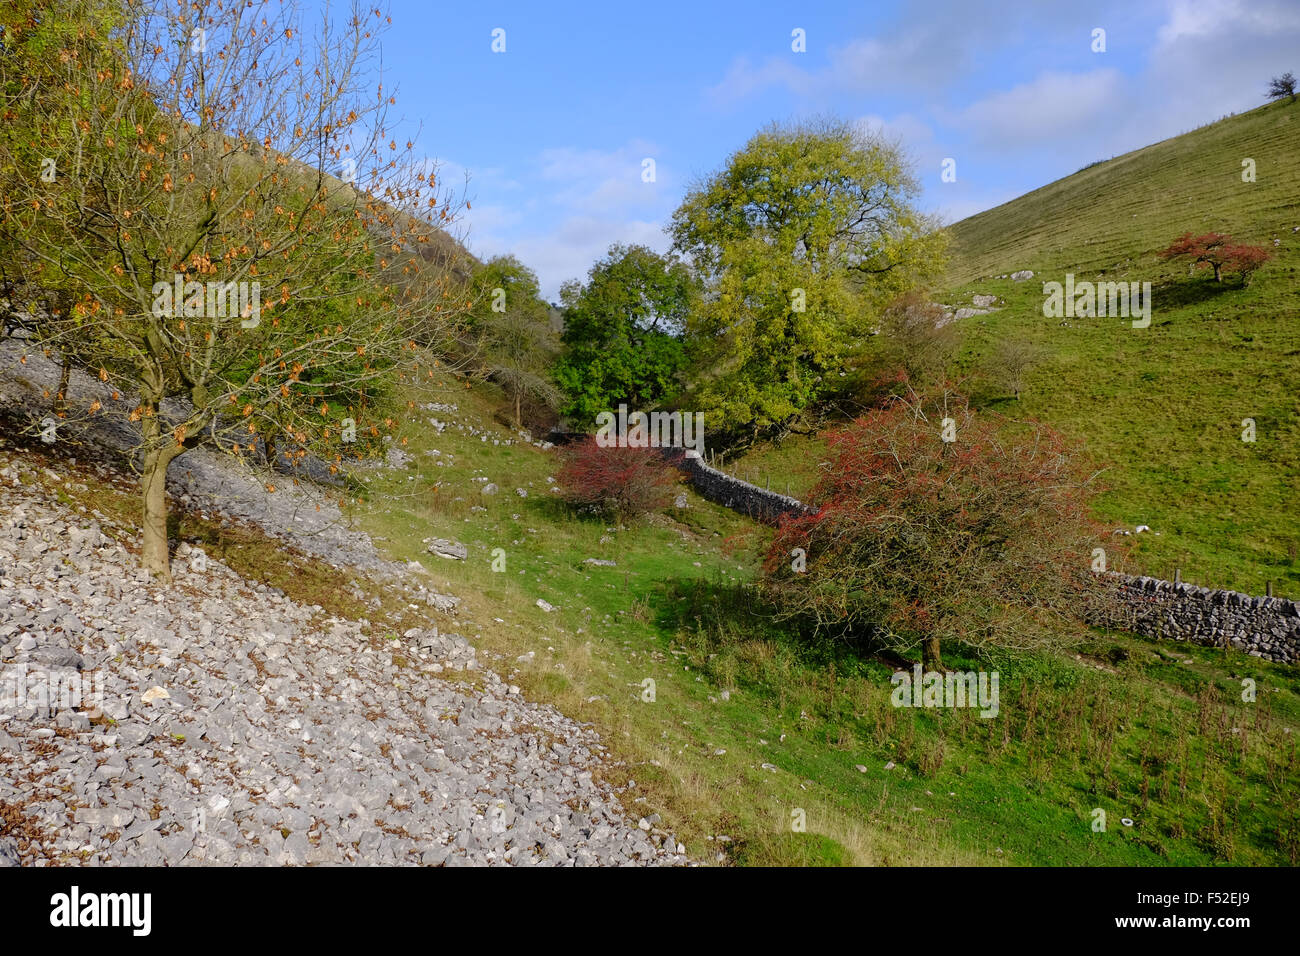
[670,118,948,440]
[1266,72,1296,104]
[553,244,696,426]
[1157,232,1271,285]
[760,389,1119,667]
[989,337,1046,402]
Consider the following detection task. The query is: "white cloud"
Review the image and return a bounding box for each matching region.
[536,141,669,215]
[1154,0,1300,47]
[703,2,1070,108]
[461,201,525,236]
[855,112,944,177]
[449,140,680,300]
[705,54,812,105]
[953,70,1125,150]
[471,217,668,301]
[1142,0,1300,133]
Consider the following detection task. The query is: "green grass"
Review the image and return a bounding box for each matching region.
[341,364,1300,867]
[939,98,1300,595]
[15,354,1295,867]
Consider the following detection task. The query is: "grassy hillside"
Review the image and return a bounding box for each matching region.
[945,99,1299,283]
[942,99,1300,596]
[742,100,1300,597]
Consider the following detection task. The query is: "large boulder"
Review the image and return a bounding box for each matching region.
[424,538,468,560]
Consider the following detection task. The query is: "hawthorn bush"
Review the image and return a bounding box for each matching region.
[760,390,1122,665]
[1157,232,1272,284]
[556,437,678,519]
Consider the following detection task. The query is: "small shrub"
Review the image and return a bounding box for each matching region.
[876,290,959,388]
[555,436,677,518]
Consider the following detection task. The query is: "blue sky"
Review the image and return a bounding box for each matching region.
[364,0,1300,300]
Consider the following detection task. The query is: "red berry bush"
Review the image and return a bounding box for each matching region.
[760,390,1122,665]
[1157,231,1272,284]
[556,436,679,518]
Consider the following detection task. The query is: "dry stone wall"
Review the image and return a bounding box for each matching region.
[665,450,813,524]
[1111,574,1299,664]
[663,448,1298,665]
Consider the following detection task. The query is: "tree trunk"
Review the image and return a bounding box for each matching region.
[54,359,71,415]
[922,633,942,669]
[514,390,521,428]
[139,407,180,583]
[1213,263,1222,282]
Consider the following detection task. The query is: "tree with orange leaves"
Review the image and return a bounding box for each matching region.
[0,0,472,580]
[1156,232,1271,285]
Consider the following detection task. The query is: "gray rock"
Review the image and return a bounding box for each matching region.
[0,407,692,870]
[31,647,85,669]
[425,538,468,561]
[422,591,460,613]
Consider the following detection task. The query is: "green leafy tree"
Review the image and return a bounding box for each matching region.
[471,255,558,427]
[553,243,696,426]
[670,117,947,439]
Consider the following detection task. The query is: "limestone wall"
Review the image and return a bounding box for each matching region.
[663,448,1298,664]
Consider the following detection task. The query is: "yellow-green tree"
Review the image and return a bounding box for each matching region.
[670,118,947,439]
